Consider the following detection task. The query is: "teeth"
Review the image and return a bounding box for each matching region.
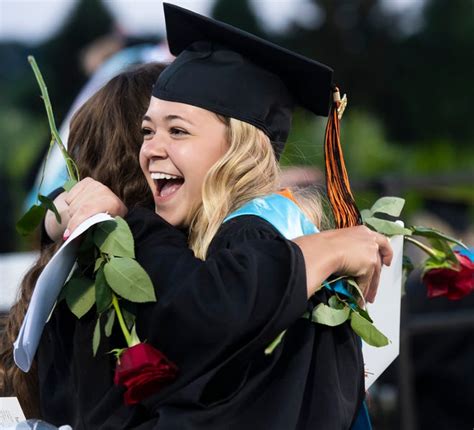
[150,172,181,180]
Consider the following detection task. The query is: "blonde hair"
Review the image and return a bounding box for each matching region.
[188,118,326,259]
[292,186,329,231]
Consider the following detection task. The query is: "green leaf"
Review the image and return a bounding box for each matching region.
[94,256,105,273]
[92,317,101,357]
[348,299,374,323]
[122,307,136,331]
[410,226,468,250]
[38,194,61,224]
[427,238,458,265]
[311,303,351,326]
[104,309,115,337]
[65,157,80,183]
[93,217,135,258]
[346,278,366,307]
[93,220,117,246]
[423,255,458,272]
[63,178,77,192]
[95,266,112,313]
[350,311,389,347]
[64,276,96,319]
[16,204,47,236]
[360,209,372,223]
[356,307,373,324]
[328,295,345,310]
[370,196,405,218]
[364,217,412,236]
[264,330,287,355]
[104,257,156,303]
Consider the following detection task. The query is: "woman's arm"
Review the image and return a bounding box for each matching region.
[294,226,393,303]
[62,178,392,305]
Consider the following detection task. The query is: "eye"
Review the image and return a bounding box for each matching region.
[140,127,154,137]
[170,127,189,137]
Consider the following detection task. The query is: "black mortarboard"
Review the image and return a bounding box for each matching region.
[153,3,361,229]
[153,3,333,159]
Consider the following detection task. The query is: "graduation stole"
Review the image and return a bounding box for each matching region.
[223,191,352,300]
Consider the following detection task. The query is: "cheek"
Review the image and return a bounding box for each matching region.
[200,138,227,168]
[192,153,216,182]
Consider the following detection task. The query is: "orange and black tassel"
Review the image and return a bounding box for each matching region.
[324,86,362,229]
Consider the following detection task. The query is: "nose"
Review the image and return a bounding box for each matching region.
[141,133,168,160]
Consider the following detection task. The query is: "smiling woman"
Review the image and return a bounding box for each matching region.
[140,99,229,228]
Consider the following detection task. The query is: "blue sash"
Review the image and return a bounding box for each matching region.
[224,193,372,430]
[224,194,352,298]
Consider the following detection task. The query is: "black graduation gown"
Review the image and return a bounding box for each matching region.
[37,206,364,429]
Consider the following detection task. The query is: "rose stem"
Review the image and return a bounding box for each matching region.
[111,293,133,347]
[405,236,442,259]
[28,55,79,182]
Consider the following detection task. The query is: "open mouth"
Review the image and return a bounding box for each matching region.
[151,172,184,198]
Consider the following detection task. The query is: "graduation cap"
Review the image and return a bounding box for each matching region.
[154,3,361,228]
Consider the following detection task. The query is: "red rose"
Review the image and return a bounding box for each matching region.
[423,251,474,300]
[114,343,178,405]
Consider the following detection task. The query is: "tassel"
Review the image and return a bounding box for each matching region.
[324,86,361,229]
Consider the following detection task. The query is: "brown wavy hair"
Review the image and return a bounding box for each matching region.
[68,62,167,208]
[0,62,166,417]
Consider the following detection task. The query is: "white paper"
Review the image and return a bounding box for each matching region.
[13,213,113,372]
[0,397,26,426]
[362,233,404,390]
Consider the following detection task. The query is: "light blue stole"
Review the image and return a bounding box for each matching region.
[224,193,372,430]
[224,193,352,299]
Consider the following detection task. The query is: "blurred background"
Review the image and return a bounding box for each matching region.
[0,0,473,429]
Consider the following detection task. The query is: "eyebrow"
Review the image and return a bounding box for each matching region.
[142,114,194,126]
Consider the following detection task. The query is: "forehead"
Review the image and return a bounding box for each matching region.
[145,97,220,124]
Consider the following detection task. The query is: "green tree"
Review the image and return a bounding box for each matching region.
[211,0,267,38]
[384,0,474,143]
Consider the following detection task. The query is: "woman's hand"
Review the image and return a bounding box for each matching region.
[63,177,128,239]
[293,226,393,303]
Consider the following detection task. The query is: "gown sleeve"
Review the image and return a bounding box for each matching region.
[126,206,308,382]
